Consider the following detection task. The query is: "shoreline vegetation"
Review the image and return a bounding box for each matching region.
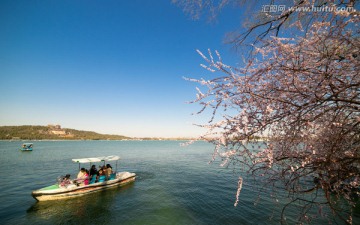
[0,125,196,141]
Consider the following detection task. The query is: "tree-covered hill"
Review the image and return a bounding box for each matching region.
[0,125,130,140]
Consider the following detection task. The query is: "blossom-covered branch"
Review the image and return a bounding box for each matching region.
[184,1,359,223]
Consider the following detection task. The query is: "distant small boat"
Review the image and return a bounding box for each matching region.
[20,143,33,151]
[31,155,136,201]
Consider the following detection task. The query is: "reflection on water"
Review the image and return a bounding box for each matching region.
[27,183,134,224]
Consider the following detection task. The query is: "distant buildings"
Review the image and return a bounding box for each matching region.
[47,124,73,137]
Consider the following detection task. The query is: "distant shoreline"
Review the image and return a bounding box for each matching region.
[0,125,197,141]
[0,139,198,142]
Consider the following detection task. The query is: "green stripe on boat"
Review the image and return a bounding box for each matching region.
[40,184,59,190]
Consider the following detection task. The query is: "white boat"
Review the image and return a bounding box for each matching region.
[20,143,33,151]
[32,155,136,201]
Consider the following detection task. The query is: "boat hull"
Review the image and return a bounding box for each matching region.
[32,172,135,201]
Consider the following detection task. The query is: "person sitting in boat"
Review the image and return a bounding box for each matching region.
[84,169,89,185]
[75,168,89,186]
[96,168,106,182]
[102,165,107,175]
[89,165,97,178]
[106,164,112,178]
[60,174,72,187]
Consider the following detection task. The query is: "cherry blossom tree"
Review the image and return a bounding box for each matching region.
[175,0,360,223]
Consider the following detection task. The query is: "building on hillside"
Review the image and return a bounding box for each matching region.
[48,124,66,135]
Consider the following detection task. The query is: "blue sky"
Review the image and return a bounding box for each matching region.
[0,0,247,138]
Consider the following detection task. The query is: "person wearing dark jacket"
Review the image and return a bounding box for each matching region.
[89,165,97,178]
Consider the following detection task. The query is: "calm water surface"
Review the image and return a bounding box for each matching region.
[0,141,358,225]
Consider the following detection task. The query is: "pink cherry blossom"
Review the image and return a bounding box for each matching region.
[184,1,360,223]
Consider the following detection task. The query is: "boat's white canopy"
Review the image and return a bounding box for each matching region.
[72,155,120,163]
[103,155,121,161]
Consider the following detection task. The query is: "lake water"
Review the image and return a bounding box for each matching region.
[0,141,358,225]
